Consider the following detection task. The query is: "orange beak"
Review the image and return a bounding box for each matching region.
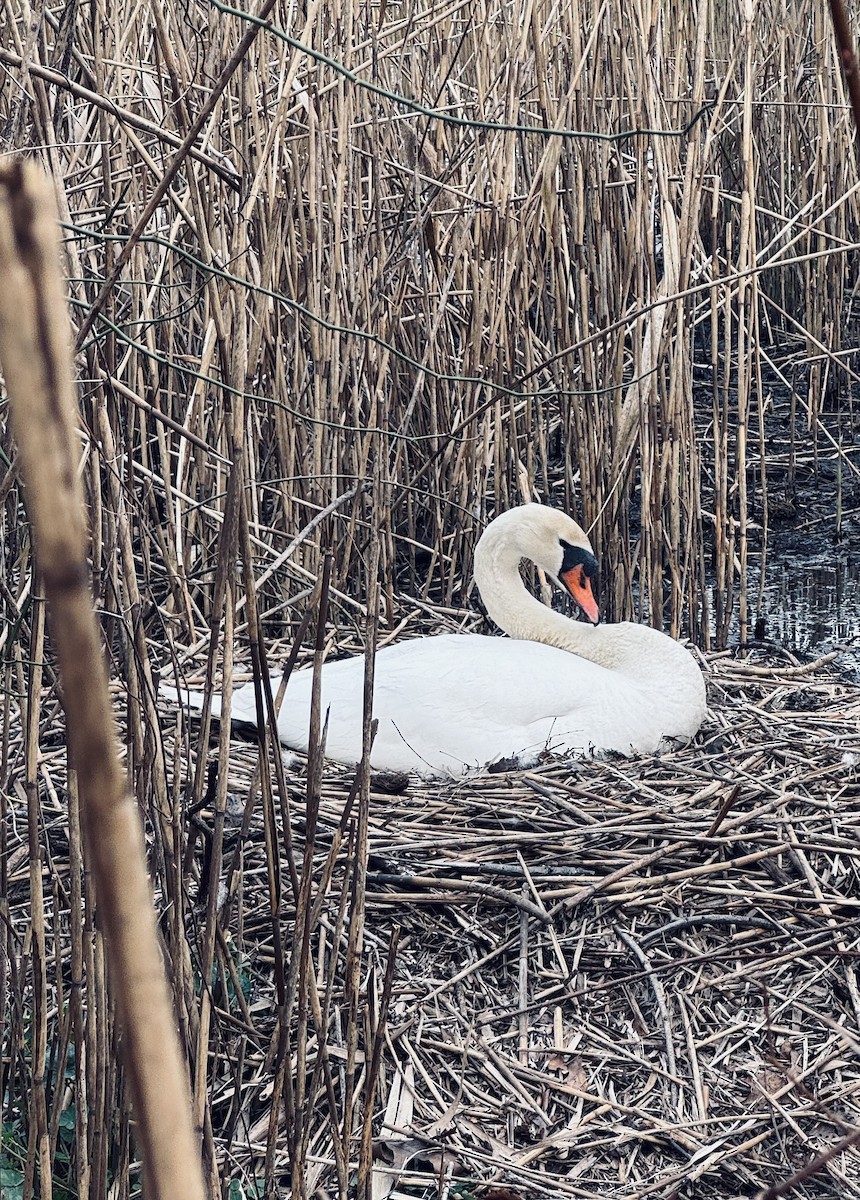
[561,565,600,625]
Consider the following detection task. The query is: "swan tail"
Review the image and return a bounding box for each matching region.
[160,682,224,719]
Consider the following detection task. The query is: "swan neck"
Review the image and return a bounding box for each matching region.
[474,540,614,665]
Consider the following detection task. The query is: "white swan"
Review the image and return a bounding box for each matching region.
[162,504,707,776]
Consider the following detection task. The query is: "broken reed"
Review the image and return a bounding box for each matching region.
[1,0,859,1195]
[0,160,206,1200]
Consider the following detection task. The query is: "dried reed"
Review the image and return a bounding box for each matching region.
[2,0,860,1196]
[0,161,204,1200]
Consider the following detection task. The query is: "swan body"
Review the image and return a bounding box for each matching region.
[163,504,707,776]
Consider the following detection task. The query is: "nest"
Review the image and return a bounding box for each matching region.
[155,647,860,1199]
[5,641,860,1198]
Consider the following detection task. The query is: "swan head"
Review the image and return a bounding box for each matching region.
[474,504,601,625]
[557,535,601,625]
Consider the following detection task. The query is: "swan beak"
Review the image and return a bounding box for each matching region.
[561,566,601,625]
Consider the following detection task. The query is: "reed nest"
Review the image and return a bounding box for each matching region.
[6,632,860,1198]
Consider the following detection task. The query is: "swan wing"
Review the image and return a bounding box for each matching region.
[163,630,705,777]
[277,636,655,774]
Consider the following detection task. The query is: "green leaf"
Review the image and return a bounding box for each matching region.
[227,1178,265,1200]
[58,1106,76,1132]
[0,1164,25,1200]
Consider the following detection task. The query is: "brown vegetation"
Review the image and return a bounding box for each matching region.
[2,0,860,1196]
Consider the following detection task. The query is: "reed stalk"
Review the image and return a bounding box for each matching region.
[0,160,205,1200]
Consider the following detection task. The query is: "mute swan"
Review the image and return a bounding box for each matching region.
[162,504,707,776]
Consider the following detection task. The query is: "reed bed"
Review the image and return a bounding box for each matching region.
[4,638,860,1197]
[2,0,859,642]
[2,0,860,1196]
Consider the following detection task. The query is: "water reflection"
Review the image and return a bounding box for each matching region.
[733,551,860,678]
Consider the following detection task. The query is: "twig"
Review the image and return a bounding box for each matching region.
[829,0,860,158]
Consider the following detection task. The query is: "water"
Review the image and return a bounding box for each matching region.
[739,542,860,681]
[691,338,860,680]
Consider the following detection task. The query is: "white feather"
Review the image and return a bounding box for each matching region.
[161,505,707,777]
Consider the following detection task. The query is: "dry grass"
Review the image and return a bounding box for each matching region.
[2,0,860,1196]
[2,0,858,640]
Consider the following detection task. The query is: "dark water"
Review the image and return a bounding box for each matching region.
[690,326,860,681]
[732,539,860,680]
